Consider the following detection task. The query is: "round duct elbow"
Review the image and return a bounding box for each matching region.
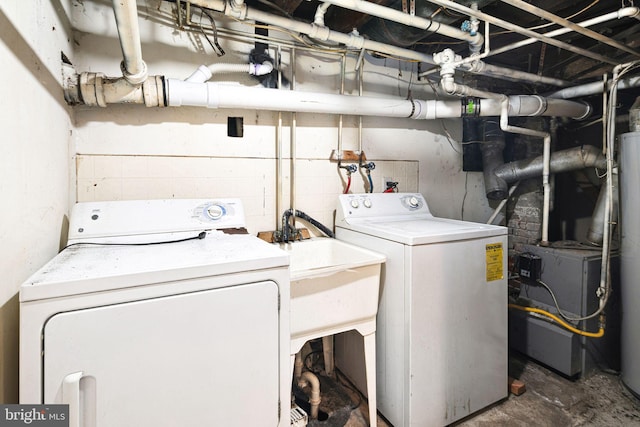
[486,186,509,201]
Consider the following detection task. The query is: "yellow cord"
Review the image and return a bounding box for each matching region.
[508,304,604,338]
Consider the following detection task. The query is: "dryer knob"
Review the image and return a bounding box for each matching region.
[409,196,420,208]
[206,205,224,220]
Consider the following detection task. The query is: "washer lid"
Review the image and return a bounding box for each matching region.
[340,217,507,245]
[20,233,288,302]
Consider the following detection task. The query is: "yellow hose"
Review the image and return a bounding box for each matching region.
[508,304,604,338]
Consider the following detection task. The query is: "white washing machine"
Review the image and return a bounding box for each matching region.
[20,199,290,427]
[335,193,508,427]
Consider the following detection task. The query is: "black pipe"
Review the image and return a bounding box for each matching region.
[282,209,335,242]
[481,119,509,200]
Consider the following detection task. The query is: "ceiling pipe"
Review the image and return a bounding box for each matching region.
[164,78,590,119]
[424,0,619,65]
[501,1,640,59]
[464,61,568,86]
[77,72,164,107]
[112,0,148,84]
[188,0,438,64]
[435,48,587,118]
[314,2,331,26]
[185,62,274,83]
[314,0,483,52]
[548,75,640,99]
[187,0,568,86]
[487,7,640,60]
[70,0,157,107]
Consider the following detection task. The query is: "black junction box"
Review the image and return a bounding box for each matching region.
[518,253,542,282]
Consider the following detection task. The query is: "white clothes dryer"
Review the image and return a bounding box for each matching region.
[20,199,290,427]
[335,193,508,427]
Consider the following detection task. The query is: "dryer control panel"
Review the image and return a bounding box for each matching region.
[68,199,246,242]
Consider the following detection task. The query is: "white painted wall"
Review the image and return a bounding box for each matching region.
[0,1,74,403]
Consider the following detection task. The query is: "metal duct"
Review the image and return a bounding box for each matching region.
[493,144,606,184]
[480,119,508,200]
[486,144,616,246]
[587,171,618,245]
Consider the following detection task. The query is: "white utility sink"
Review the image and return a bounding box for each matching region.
[280,237,385,427]
[280,238,385,353]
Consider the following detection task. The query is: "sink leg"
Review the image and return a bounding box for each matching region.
[363,332,377,427]
[322,335,335,377]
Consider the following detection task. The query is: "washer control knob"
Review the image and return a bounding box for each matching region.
[363,199,372,208]
[408,196,420,208]
[350,199,360,209]
[206,204,224,220]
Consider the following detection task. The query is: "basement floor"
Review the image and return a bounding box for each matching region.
[300,351,640,427]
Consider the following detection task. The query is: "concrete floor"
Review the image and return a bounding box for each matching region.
[301,352,640,426]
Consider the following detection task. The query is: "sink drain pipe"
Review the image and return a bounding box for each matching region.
[298,371,321,420]
[293,352,321,420]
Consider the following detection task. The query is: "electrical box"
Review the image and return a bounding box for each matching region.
[517,253,541,282]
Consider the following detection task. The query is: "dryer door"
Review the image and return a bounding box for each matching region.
[43,280,280,427]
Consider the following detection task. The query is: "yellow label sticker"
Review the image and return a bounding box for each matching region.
[486,243,504,282]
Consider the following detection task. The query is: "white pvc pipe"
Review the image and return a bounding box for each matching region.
[290,48,297,228]
[424,0,618,65]
[358,60,363,153]
[276,46,283,233]
[502,1,640,58]
[487,8,640,60]
[79,73,164,107]
[185,62,274,83]
[466,61,568,87]
[298,371,321,419]
[167,79,418,116]
[165,78,591,120]
[187,0,567,86]
[548,76,640,99]
[319,0,482,48]
[500,98,552,245]
[314,2,331,26]
[111,0,147,84]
